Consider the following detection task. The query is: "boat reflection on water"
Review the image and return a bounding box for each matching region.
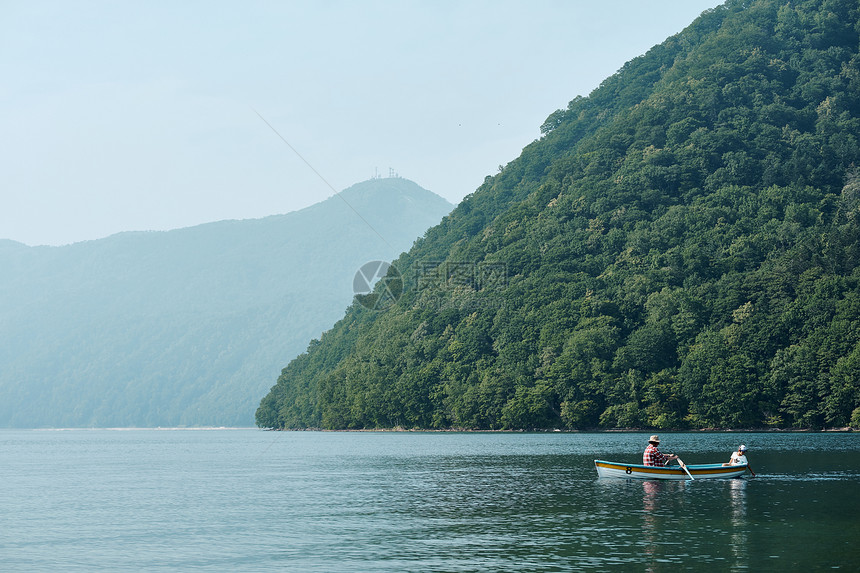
[640,480,688,570]
[642,480,660,566]
[639,477,750,571]
[729,478,748,569]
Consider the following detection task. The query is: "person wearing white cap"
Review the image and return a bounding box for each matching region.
[643,435,678,466]
[723,444,756,476]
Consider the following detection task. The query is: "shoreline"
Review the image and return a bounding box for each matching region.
[6,425,854,432]
[267,426,856,433]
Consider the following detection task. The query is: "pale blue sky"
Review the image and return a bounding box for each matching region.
[2,0,721,246]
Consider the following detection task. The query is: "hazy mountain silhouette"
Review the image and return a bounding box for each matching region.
[0,177,452,427]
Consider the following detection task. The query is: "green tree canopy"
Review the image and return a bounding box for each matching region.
[258,0,860,431]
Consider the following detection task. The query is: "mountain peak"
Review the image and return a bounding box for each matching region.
[0,179,453,428]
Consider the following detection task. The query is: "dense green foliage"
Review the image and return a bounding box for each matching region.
[0,179,451,427]
[258,0,860,431]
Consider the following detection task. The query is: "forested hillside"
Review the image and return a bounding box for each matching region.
[258,0,860,431]
[0,178,452,427]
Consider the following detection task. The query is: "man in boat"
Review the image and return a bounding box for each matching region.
[723,444,756,476]
[643,435,678,466]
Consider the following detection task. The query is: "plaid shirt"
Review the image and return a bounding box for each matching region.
[643,444,668,466]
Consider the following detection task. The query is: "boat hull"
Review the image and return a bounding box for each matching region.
[594,460,748,480]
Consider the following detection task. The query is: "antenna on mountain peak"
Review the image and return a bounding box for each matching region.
[252,107,392,248]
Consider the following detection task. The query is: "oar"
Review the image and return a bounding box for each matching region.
[676,457,695,480]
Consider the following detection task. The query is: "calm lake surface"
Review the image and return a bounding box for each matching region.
[1,430,858,572]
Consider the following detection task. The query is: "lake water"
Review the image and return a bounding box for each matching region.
[1,430,858,571]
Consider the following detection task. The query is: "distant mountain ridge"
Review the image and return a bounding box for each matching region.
[0,177,452,427]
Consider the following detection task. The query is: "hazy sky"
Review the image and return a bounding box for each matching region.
[2,0,721,246]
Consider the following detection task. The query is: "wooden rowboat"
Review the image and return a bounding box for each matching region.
[594,459,748,480]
